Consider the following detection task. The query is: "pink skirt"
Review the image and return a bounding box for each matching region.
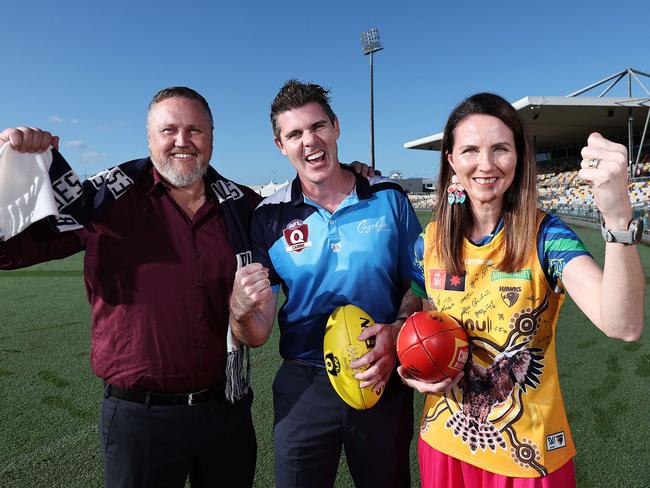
[418,437,576,488]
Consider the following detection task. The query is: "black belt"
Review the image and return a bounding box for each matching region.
[104,383,225,406]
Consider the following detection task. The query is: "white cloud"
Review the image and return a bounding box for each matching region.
[82,151,107,161]
[65,140,87,149]
[48,115,79,124]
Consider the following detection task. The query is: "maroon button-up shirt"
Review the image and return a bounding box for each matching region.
[0,167,261,393]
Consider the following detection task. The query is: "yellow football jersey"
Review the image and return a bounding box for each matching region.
[419,213,575,477]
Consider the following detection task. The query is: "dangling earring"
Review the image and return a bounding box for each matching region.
[447,174,466,205]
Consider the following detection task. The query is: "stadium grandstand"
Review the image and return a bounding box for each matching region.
[402,68,650,242]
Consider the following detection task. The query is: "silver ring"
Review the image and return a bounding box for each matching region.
[588,158,600,169]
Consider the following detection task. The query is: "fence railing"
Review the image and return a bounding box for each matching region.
[542,203,650,242]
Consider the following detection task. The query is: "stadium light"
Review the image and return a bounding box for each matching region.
[360,28,383,170]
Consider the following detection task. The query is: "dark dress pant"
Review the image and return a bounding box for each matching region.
[100,389,256,488]
[273,361,413,488]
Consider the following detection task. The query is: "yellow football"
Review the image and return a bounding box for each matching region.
[323,304,384,410]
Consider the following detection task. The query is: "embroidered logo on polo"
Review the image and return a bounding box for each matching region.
[429,268,466,292]
[357,217,388,234]
[283,219,312,253]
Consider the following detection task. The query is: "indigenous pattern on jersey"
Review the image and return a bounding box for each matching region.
[413,211,588,477]
[251,170,422,367]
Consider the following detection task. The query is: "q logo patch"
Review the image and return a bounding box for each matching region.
[325,352,341,376]
[283,219,312,253]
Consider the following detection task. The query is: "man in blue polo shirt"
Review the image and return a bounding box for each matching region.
[229,80,421,487]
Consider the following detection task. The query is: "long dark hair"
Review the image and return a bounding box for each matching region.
[433,93,538,274]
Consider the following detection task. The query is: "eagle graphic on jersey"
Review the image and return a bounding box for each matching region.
[446,342,544,454]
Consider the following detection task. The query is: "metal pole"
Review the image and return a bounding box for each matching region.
[566,69,626,97]
[628,70,634,179]
[370,51,375,170]
[634,105,650,168]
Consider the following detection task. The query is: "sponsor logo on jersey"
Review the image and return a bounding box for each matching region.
[429,269,466,292]
[546,432,566,451]
[491,269,532,281]
[283,219,312,253]
[357,216,388,234]
[499,286,521,307]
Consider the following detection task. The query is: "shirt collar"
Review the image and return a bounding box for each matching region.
[146,160,165,195]
[474,217,505,246]
[289,164,373,207]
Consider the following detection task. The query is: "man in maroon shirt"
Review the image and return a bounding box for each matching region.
[0,87,260,488]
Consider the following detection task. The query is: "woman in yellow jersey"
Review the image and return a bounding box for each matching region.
[399,93,645,488]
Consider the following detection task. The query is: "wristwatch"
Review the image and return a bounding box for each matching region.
[600,218,644,244]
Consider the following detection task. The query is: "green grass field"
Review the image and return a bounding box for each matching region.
[1,214,649,487]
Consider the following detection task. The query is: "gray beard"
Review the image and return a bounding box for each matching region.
[151,157,208,188]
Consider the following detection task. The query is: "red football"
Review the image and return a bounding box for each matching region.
[397,311,469,383]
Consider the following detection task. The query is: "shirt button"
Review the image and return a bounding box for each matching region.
[329,219,334,225]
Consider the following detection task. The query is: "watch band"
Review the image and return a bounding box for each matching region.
[600,218,643,245]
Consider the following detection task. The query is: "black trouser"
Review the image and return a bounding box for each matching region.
[273,361,413,488]
[100,388,256,488]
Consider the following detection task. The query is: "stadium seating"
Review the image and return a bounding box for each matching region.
[406,163,650,211]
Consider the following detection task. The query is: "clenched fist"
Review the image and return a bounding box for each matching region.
[230,263,272,321]
[579,132,633,230]
[0,127,59,152]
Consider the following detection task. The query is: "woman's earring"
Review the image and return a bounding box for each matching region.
[448,174,466,205]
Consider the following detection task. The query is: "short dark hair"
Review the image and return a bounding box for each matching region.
[270,79,337,139]
[148,86,213,128]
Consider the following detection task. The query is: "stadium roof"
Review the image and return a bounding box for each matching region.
[404,96,650,153]
[405,68,650,156]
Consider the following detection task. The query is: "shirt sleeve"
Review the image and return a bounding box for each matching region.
[410,231,427,298]
[398,195,423,286]
[537,213,591,289]
[250,206,281,291]
[0,219,83,270]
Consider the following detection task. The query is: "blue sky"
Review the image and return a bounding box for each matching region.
[2,0,648,184]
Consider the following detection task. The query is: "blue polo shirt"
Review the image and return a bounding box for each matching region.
[251,169,422,367]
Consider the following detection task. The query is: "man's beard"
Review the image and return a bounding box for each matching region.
[151,156,209,188]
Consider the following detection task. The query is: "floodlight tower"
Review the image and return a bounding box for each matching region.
[360,28,383,170]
